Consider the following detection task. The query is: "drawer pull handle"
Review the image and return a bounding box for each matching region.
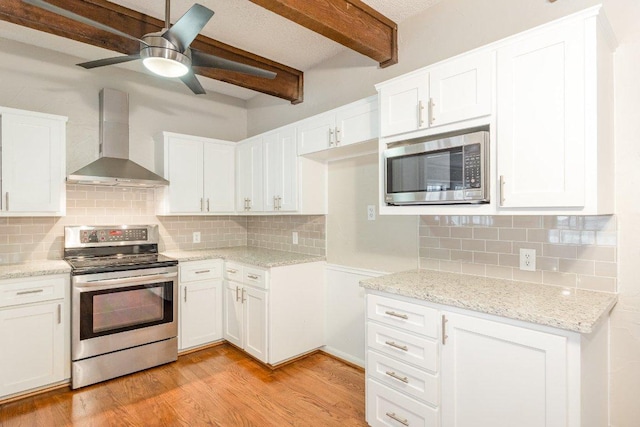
[385,310,408,320]
[247,274,259,280]
[235,286,240,302]
[385,371,409,383]
[442,314,448,345]
[17,289,44,296]
[57,304,62,324]
[384,341,408,352]
[241,288,246,303]
[386,412,409,426]
[195,270,211,274]
[227,269,238,274]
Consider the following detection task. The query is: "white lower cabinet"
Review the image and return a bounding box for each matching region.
[178,260,223,351]
[0,274,70,399]
[223,261,325,366]
[366,292,609,427]
[440,311,568,427]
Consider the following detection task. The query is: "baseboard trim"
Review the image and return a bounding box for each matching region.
[0,380,70,405]
[321,346,365,370]
[178,339,226,356]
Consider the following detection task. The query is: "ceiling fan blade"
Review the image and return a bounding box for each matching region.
[22,0,148,46]
[180,71,206,95]
[191,50,277,79]
[162,4,214,51]
[77,54,141,69]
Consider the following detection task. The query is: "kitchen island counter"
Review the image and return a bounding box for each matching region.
[361,269,617,334]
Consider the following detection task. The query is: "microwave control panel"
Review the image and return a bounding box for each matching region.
[463,143,482,189]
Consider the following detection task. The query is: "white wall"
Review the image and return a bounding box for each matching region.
[0,38,248,177]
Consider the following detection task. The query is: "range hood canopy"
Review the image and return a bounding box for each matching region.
[67,88,169,188]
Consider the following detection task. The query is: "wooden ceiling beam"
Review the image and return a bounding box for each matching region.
[249,0,398,68]
[0,0,304,103]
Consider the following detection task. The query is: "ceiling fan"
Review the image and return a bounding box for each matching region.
[22,0,277,94]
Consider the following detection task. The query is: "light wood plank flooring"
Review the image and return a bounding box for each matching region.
[0,344,366,426]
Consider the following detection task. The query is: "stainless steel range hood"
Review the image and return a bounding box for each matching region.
[67,88,169,188]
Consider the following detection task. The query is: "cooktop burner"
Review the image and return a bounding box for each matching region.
[64,225,177,275]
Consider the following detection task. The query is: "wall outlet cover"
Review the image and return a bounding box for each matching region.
[193,231,201,244]
[367,205,376,221]
[292,231,299,245]
[519,248,536,271]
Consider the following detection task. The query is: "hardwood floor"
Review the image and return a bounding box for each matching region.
[0,345,366,427]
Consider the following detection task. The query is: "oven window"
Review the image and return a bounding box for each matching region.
[80,282,173,340]
[387,147,464,193]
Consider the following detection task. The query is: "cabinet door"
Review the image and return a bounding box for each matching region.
[236,137,264,212]
[243,286,268,363]
[1,113,64,213]
[264,128,298,212]
[203,142,235,213]
[429,51,492,127]
[335,97,378,147]
[179,280,222,350]
[297,111,335,155]
[167,136,204,213]
[441,312,568,427]
[0,301,65,397]
[497,21,585,208]
[223,281,243,348]
[379,72,429,138]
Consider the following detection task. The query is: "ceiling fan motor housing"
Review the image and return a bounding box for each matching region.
[140,34,192,77]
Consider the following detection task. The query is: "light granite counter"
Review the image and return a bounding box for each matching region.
[161,247,325,268]
[360,269,617,334]
[0,260,72,281]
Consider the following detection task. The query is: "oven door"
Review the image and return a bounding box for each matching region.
[72,267,178,361]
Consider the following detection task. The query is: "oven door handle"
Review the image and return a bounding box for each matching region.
[75,272,178,290]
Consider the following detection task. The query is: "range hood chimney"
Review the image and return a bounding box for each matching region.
[67,88,169,187]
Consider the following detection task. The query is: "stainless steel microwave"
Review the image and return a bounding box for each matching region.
[384,130,489,205]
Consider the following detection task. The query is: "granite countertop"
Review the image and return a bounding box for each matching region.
[162,246,326,268]
[0,260,72,280]
[360,269,617,334]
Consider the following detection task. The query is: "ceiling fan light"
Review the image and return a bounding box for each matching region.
[142,57,188,78]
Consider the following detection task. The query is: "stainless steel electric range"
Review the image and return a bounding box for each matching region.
[64,225,178,389]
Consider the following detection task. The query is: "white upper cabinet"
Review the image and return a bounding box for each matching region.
[429,51,492,128]
[297,96,379,156]
[204,143,235,213]
[236,136,264,213]
[237,125,327,215]
[0,108,66,216]
[155,132,235,215]
[496,12,614,213]
[379,72,429,138]
[297,111,336,156]
[263,128,298,212]
[378,51,492,139]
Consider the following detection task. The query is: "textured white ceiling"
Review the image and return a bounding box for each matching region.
[0,0,442,100]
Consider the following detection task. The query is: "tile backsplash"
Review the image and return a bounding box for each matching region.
[419,215,617,292]
[247,215,326,256]
[0,185,326,263]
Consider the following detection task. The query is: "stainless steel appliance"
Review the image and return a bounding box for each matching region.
[64,225,178,389]
[384,130,490,205]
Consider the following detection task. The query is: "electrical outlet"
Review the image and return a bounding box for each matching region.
[192,231,201,244]
[519,248,536,271]
[292,231,299,245]
[367,205,376,221]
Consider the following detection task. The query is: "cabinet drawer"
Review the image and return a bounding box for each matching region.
[368,322,438,373]
[244,267,267,289]
[0,275,66,308]
[224,262,243,282]
[367,379,439,427]
[368,350,439,406]
[180,260,223,283]
[368,294,439,339]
